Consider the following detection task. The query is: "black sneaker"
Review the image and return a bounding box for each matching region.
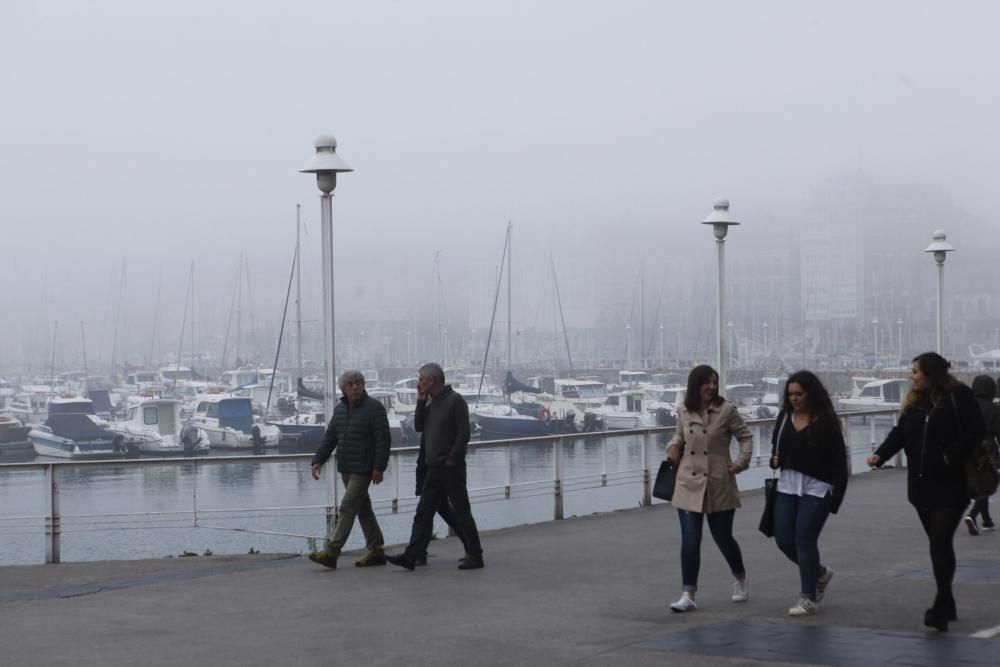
[386,553,416,571]
[965,516,979,536]
[415,554,428,566]
[983,518,996,530]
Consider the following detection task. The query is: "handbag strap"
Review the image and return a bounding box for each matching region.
[767,413,789,479]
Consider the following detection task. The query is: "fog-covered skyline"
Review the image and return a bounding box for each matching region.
[3,1,999,374]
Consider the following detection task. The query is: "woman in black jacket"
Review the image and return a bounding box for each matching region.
[868,352,986,631]
[769,371,848,617]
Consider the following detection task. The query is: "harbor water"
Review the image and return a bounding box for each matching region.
[0,416,896,565]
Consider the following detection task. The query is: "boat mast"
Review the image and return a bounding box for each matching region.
[173,262,194,392]
[219,256,240,377]
[147,272,162,367]
[80,321,89,380]
[295,204,304,387]
[506,222,512,372]
[48,320,58,400]
[551,256,574,378]
[235,251,243,366]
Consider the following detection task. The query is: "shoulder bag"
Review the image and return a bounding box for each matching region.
[758,413,788,537]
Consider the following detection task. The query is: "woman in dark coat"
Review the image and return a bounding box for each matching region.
[868,352,986,631]
[769,370,848,617]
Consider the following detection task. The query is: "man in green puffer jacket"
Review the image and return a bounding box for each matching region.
[308,370,391,569]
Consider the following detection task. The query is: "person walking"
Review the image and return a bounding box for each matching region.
[666,364,753,612]
[769,371,848,617]
[387,363,484,570]
[868,352,986,631]
[308,370,391,569]
[411,406,467,565]
[966,375,1000,534]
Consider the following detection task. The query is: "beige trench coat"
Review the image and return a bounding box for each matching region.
[666,401,753,514]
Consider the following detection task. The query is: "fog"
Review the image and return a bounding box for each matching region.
[2,1,999,376]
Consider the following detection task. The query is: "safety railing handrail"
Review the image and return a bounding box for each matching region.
[0,408,900,563]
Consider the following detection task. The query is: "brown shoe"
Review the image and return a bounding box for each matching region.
[308,550,337,569]
[355,550,387,567]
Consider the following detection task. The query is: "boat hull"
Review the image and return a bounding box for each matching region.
[29,431,123,459]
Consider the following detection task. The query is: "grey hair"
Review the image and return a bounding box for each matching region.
[338,369,365,389]
[418,362,445,385]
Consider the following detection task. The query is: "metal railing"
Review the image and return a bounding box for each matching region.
[0,408,899,564]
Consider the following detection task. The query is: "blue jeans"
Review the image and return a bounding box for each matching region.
[677,508,745,592]
[773,491,831,600]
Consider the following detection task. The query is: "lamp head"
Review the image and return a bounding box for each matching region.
[923,230,954,265]
[301,135,354,194]
[701,197,740,240]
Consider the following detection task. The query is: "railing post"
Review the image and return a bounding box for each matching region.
[392,453,400,513]
[553,438,563,520]
[642,432,653,507]
[44,464,60,564]
[504,443,512,499]
[601,436,608,487]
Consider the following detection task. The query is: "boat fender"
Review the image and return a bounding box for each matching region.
[537,407,551,421]
[112,435,126,453]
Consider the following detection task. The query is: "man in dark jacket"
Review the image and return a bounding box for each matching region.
[387,363,484,570]
[966,375,1000,533]
[308,370,391,569]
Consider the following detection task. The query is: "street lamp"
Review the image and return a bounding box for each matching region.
[872,318,879,368]
[923,230,954,354]
[897,319,904,364]
[702,198,740,392]
[301,134,353,537]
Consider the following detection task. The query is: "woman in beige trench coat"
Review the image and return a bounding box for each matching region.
[665,365,753,612]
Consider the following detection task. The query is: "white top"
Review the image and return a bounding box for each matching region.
[778,468,832,499]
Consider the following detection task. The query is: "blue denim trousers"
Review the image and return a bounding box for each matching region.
[677,508,745,592]
[773,491,831,600]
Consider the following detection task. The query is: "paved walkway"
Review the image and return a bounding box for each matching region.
[1,469,999,666]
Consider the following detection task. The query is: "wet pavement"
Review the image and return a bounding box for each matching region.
[1,468,998,666]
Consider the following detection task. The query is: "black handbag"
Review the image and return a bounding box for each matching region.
[758,477,777,537]
[653,460,677,501]
[759,413,788,537]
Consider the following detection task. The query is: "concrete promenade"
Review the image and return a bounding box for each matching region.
[1,468,999,666]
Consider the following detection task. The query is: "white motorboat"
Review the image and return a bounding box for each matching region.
[9,386,53,425]
[189,395,280,449]
[589,391,657,430]
[29,398,126,459]
[107,398,209,455]
[838,378,908,411]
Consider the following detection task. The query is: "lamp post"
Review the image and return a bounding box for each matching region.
[897,319,904,364]
[301,134,353,538]
[923,230,954,354]
[702,198,740,392]
[872,317,879,368]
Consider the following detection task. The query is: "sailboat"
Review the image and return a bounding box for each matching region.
[471,225,581,438]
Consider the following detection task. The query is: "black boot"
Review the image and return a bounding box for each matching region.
[934,592,957,622]
[923,607,948,632]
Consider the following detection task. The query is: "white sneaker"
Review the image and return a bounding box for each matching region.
[670,593,697,613]
[815,567,834,603]
[788,598,820,616]
[731,576,749,602]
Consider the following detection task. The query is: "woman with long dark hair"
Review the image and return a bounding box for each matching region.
[769,370,848,616]
[868,352,985,631]
[665,365,753,612]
